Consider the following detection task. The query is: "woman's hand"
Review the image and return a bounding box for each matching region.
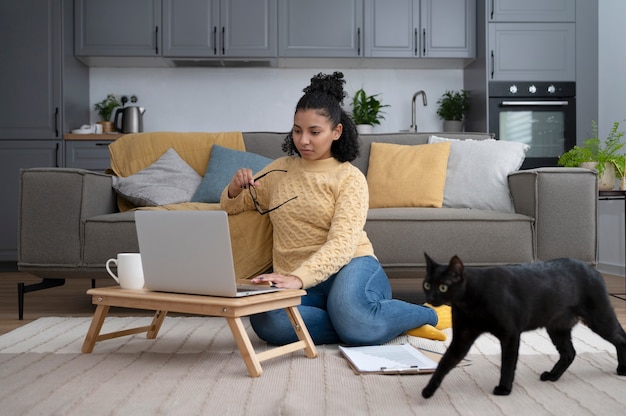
[251,273,303,289]
[227,168,256,198]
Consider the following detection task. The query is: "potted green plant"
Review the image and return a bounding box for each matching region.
[94,94,122,133]
[558,120,625,190]
[436,90,470,132]
[351,88,390,134]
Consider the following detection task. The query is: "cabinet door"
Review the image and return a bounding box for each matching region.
[221,0,277,57]
[421,0,475,58]
[364,0,419,58]
[279,0,363,57]
[65,141,114,172]
[488,23,575,81]
[163,0,217,57]
[75,0,161,56]
[0,141,60,261]
[0,0,61,140]
[489,0,575,22]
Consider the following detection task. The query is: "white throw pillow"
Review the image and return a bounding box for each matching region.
[428,135,529,212]
[112,148,202,207]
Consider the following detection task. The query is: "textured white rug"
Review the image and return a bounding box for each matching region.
[1,317,625,416]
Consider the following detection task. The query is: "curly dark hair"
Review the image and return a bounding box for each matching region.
[282,72,360,162]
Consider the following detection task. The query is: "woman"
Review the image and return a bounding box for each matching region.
[221,72,449,345]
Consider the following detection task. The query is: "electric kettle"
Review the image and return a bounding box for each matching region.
[114,106,146,133]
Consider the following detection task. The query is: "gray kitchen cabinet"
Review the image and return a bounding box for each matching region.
[278,0,363,57]
[0,141,61,261]
[489,0,575,22]
[488,22,575,81]
[421,0,475,58]
[75,0,162,56]
[0,0,88,261]
[362,0,475,58]
[163,0,277,58]
[65,140,114,172]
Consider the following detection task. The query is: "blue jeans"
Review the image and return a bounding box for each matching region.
[250,256,438,345]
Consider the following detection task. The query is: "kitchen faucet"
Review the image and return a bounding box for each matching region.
[409,90,427,132]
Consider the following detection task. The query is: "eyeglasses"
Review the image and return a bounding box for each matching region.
[248,169,298,215]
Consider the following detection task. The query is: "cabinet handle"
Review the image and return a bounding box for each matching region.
[414,28,418,56]
[422,28,426,56]
[54,107,59,137]
[155,26,159,54]
[357,28,361,56]
[55,142,60,167]
[490,50,494,79]
[213,26,217,55]
[490,0,494,20]
[222,27,225,55]
[94,142,111,146]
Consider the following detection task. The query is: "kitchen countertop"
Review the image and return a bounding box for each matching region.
[64,133,124,141]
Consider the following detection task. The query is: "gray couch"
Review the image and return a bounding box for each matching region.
[17,132,598,317]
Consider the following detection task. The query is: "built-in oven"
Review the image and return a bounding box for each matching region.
[489,81,576,169]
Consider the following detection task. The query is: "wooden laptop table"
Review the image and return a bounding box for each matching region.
[81,286,318,377]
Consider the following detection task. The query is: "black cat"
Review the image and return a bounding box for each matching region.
[421,253,626,398]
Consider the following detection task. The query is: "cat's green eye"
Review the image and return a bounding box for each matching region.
[438,284,448,293]
[424,282,431,291]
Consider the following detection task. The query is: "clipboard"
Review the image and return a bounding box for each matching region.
[338,344,470,375]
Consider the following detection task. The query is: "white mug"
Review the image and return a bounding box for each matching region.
[94,123,103,134]
[105,253,145,290]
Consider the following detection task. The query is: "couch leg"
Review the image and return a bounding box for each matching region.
[17,278,65,320]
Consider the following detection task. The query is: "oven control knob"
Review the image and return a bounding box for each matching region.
[509,85,518,94]
[528,84,537,94]
[547,84,556,94]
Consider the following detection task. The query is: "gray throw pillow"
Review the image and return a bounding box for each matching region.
[112,148,202,207]
[428,135,529,212]
[191,145,273,203]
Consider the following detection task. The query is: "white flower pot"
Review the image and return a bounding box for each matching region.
[580,162,616,190]
[357,124,374,135]
[443,120,463,132]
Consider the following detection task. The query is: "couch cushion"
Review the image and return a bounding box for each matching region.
[191,145,273,203]
[366,142,450,208]
[365,207,535,267]
[111,148,202,207]
[429,136,529,212]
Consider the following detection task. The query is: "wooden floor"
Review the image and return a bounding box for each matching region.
[1,271,625,336]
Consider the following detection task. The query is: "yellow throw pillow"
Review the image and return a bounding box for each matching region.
[367,142,450,208]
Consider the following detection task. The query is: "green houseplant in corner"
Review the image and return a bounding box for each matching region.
[558,120,625,190]
[94,94,122,133]
[436,90,470,132]
[351,88,390,134]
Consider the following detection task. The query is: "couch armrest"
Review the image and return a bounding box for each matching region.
[508,167,598,263]
[18,168,117,267]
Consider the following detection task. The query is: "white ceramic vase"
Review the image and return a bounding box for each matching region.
[580,161,616,191]
[443,120,463,132]
[357,124,374,135]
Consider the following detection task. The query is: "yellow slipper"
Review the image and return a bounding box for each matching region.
[425,303,452,330]
[405,324,446,341]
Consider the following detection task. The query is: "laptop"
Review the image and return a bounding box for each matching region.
[135,210,282,297]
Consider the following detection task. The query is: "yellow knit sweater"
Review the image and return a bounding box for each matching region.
[220,156,375,289]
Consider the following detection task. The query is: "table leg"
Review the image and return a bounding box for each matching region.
[226,317,263,377]
[285,306,318,358]
[82,304,110,353]
[147,310,168,339]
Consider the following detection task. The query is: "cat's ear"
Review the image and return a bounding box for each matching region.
[424,252,435,273]
[448,255,464,277]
